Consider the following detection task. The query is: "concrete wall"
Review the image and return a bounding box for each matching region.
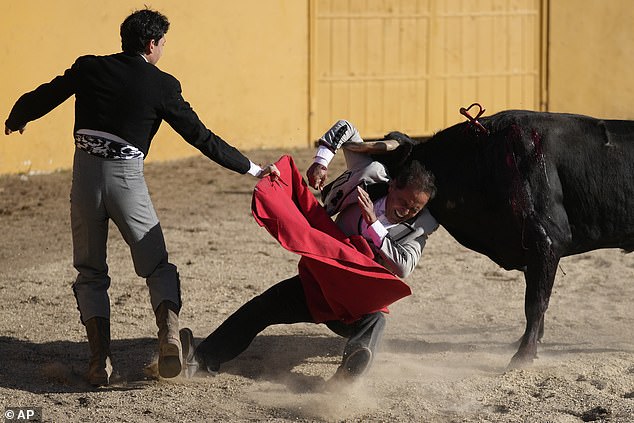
[548,0,634,119]
[1,0,309,174]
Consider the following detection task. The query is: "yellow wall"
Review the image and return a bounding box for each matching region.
[548,0,634,119]
[4,0,634,174]
[310,0,543,140]
[1,0,309,174]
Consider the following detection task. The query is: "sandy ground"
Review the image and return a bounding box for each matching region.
[0,147,632,423]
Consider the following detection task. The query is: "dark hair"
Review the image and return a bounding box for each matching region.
[392,159,437,200]
[120,8,170,54]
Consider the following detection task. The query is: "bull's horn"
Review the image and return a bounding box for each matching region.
[342,140,401,153]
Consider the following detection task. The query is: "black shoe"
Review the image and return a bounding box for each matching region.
[194,344,220,374]
[179,328,198,378]
[197,350,220,374]
[335,346,372,380]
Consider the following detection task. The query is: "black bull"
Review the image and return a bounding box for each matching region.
[398,110,633,367]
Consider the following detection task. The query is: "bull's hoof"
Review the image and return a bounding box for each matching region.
[506,352,535,370]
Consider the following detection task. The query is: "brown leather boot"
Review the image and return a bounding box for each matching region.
[84,317,113,386]
[155,301,182,378]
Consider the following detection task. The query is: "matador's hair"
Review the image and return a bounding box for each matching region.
[392,159,437,200]
[120,8,170,54]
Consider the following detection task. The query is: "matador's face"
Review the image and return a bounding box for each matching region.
[385,183,430,224]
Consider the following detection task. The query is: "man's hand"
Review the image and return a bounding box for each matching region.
[306,162,328,190]
[357,185,377,225]
[258,163,280,181]
[5,124,26,135]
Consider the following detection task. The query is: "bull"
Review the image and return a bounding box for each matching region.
[369,109,634,368]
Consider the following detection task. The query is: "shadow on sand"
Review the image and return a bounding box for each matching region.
[0,336,158,394]
[2,332,627,395]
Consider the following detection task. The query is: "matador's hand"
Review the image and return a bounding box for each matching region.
[258,163,280,181]
[357,185,377,225]
[306,162,328,190]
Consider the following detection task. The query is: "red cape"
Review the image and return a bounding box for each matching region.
[251,155,411,323]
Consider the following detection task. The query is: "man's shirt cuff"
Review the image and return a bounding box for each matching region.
[247,161,263,176]
[364,219,389,247]
[313,145,335,167]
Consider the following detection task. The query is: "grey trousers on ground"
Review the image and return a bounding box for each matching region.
[70,148,180,323]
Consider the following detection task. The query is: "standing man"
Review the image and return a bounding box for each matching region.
[4,8,278,386]
[181,120,438,381]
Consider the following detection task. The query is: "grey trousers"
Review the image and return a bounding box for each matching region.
[70,148,180,323]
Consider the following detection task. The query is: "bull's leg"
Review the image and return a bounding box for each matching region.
[537,314,545,342]
[509,226,560,369]
[512,314,544,347]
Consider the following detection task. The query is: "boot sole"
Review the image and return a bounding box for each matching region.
[89,373,110,386]
[342,347,372,377]
[159,340,182,378]
[179,328,199,378]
